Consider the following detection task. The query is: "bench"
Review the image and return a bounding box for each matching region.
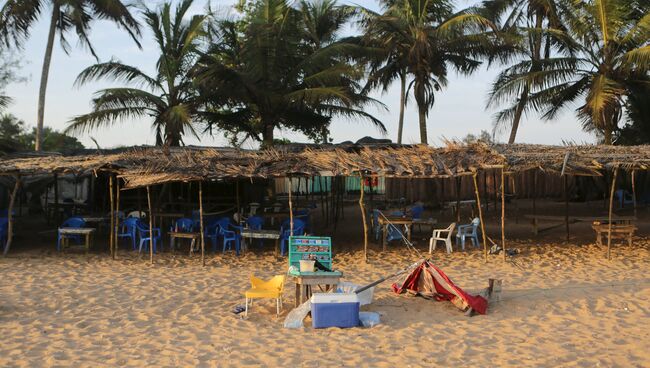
[591,222,637,247]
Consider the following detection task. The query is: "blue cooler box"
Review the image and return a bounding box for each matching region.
[311,293,360,329]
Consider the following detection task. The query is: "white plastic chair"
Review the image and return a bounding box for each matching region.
[429,223,456,254]
[127,210,146,219]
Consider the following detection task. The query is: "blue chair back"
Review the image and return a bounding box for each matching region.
[410,205,424,219]
[246,216,264,230]
[216,217,233,234]
[135,219,150,232]
[281,218,305,237]
[61,217,86,228]
[121,217,139,231]
[174,218,195,232]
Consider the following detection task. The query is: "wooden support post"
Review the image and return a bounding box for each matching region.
[109,175,115,257]
[199,181,205,267]
[483,171,488,214]
[564,175,569,242]
[455,177,461,223]
[632,170,637,218]
[501,168,506,261]
[114,177,120,259]
[359,175,368,262]
[54,173,59,223]
[532,170,537,229]
[147,186,154,264]
[492,170,498,212]
[472,172,488,262]
[235,180,241,223]
[607,167,619,260]
[3,176,21,256]
[288,178,294,233]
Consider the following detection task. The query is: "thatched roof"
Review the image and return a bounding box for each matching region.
[2,143,650,189]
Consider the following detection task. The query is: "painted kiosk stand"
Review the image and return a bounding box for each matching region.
[288,236,342,307]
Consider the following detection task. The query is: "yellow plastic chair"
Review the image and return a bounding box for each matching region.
[244,274,285,317]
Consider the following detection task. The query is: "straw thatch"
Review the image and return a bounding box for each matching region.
[2,143,650,189]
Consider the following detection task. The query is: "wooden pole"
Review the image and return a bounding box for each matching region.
[53,173,59,223]
[564,175,569,242]
[114,177,120,259]
[359,175,368,262]
[147,186,154,264]
[199,181,205,266]
[533,170,537,234]
[235,180,241,224]
[472,172,488,262]
[492,170,498,212]
[483,171,488,214]
[501,168,506,261]
[109,175,114,257]
[3,176,21,256]
[288,178,294,233]
[455,177,461,223]
[632,170,637,218]
[607,167,618,260]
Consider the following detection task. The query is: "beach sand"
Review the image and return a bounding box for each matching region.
[1,237,649,367]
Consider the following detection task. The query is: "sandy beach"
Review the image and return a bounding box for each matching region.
[1,236,649,367]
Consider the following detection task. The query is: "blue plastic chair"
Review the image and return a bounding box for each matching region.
[136,219,162,254]
[615,190,634,209]
[456,218,480,250]
[57,217,86,251]
[216,217,241,255]
[293,209,311,232]
[246,216,264,230]
[173,218,195,232]
[279,218,305,256]
[117,217,139,250]
[386,224,406,242]
[0,217,8,252]
[204,217,222,251]
[410,205,424,220]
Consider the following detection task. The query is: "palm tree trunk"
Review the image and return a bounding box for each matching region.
[508,85,529,144]
[35,5,60,152]
[397,72,406,144]
[418,103,428,145]
[262,120,274,147]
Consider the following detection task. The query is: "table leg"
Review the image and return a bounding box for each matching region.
[407,224,412,242]
[382,224,387,251]
[189,238,195,256]
[85,233,90,253]
[295,283,300,307]
[275,239,279,257]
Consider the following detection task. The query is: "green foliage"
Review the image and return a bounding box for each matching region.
[196,0,385,147]
[67,0,206,147]
[0,113,84,153]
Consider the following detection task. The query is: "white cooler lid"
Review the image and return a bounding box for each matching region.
[311,293,359,304]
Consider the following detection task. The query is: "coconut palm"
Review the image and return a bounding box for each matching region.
[361,0,499,145]
[196,0,385,147]
[483,0,572,143]
[516,0,650,144]
[66,0,206,147]
[0,0,141,151]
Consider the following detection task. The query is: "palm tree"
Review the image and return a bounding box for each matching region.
[196,0,385,147]
[362,0,499,145]
[0,0,141,151]
[483,0,571,143]
[504,0,650,145]
[66,0,206,147]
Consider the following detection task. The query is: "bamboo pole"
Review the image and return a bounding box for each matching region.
[359,175,368,262]
[147,186,154,264]
[483,171,488,214]
[564,175,569,242]
[288,178,294,233]
[455,177,461,223]
[632,170,637,218]
[199,181,205,267]
[607,167,619,260]
[109,175,114,257]
[472,172,488,262]
[114,177,120,259]
[53,173,59,223]
[492,170,498,212]
[3,176,21,256]
[501,168,506,261]
[235,180,241,224]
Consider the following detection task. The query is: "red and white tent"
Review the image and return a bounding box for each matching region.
[392,260,488,315]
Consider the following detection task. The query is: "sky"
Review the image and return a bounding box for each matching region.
[3,0,596,149]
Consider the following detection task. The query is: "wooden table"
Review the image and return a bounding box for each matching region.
[445,200,477,217]
[378,216,413,250]
[291,271,343,307]
[58,227,95,252]
[592,222,637,247]
[525,215,636,235]
[152,212,184,231]
[412,218,438,232]
[240,229,280,255]
[169,231,201,255]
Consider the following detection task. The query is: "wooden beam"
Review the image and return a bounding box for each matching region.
[472,172,488,263]
[607,167,619,260]
[199,181,205,267]
[288,177,294,233]
[501,168,506,262]
[359,175,368,262]
[3,176,21,256]
[632,170,637,218]
[114,177,120,260]
[147,186,154,264]
[109,175,114,257]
